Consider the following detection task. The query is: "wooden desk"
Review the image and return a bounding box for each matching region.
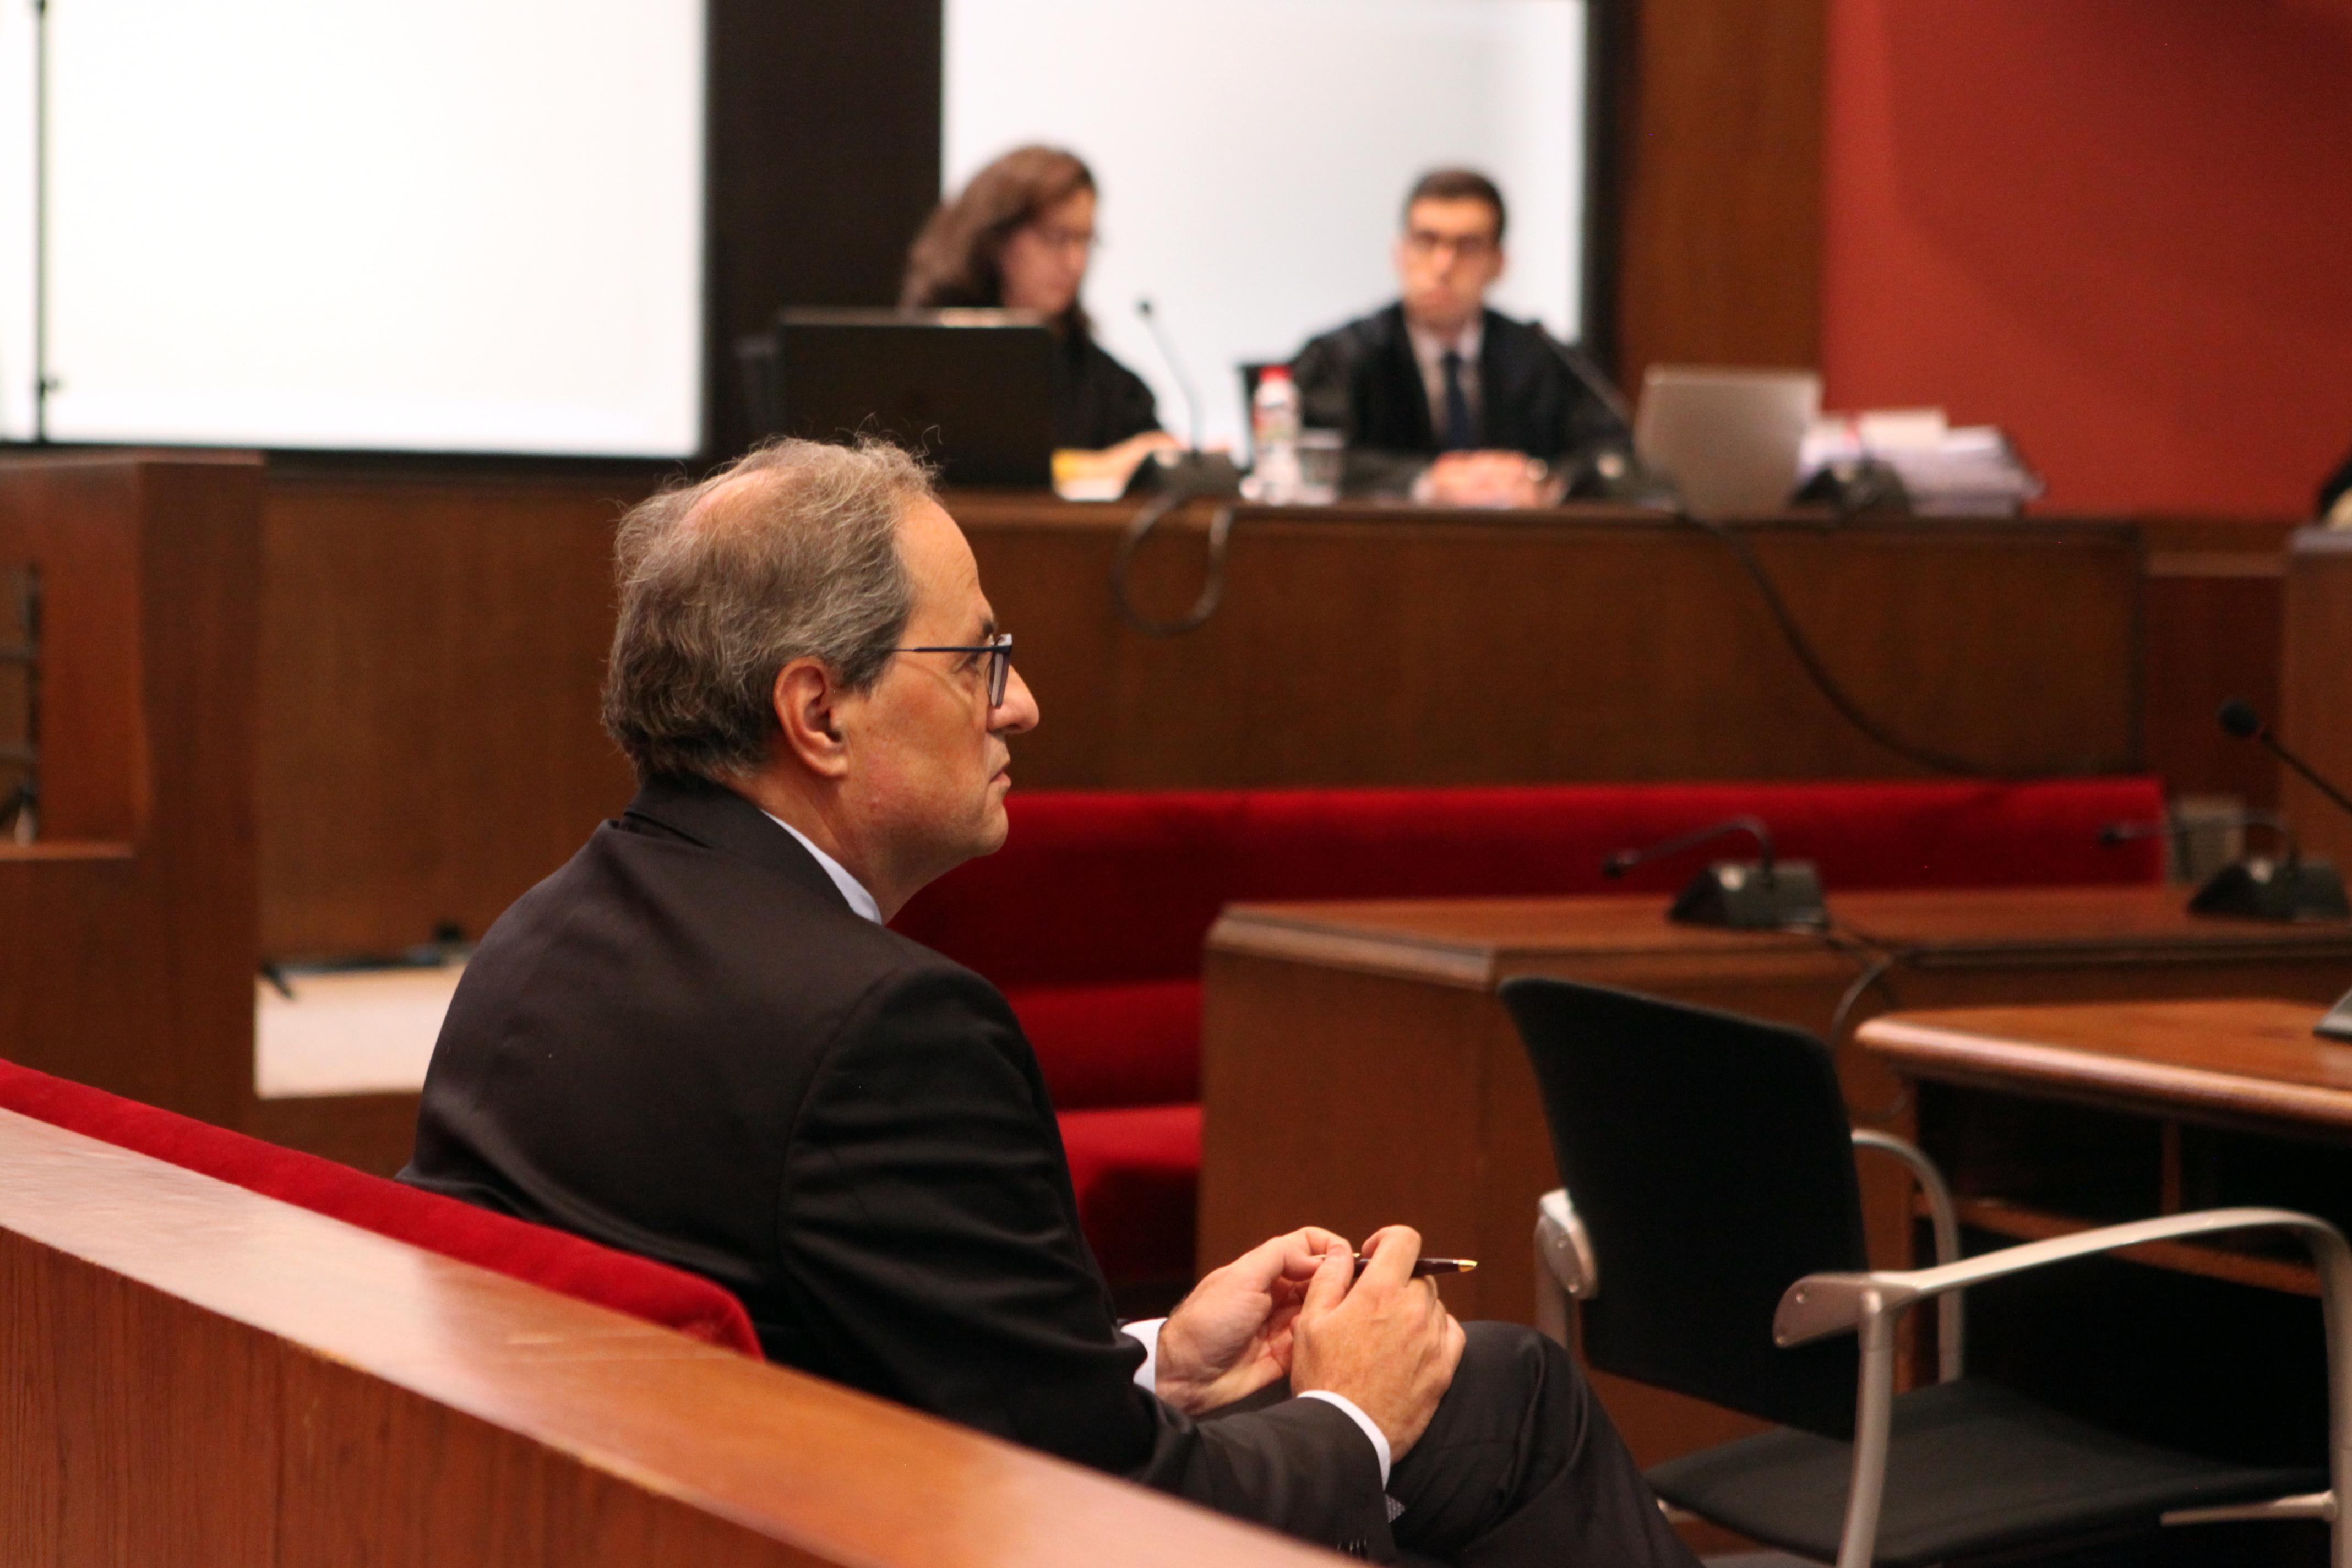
[955,493,2143,791]
[1199,886,2352,1473]
[0,1107,1326,1567]
[1856,998,2348,1476]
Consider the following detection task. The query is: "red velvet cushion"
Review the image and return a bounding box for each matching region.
[897,778,2168,993]
[0,1058,763,1357]
[1006,979,1202,1108]
[1058,1104,1201,1287]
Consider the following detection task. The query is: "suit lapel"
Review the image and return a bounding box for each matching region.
[1375,304,1435,450]
[1477,310,1533,450]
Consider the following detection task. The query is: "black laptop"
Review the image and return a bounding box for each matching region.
[758,308,1055,487]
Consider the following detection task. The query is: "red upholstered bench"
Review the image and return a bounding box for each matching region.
[894,778,2170,1291]
[0,1058,763,1357]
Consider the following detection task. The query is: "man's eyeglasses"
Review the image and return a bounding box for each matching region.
[892,633,1014,709]
[1403,229,1497,263]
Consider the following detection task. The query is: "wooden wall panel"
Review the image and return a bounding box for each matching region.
[2137,516,2300,812]
[1613,0,1827,390]
[258,470,654,959]
[0,455,259,1130]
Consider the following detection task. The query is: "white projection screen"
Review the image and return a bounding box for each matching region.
[0,0,704,455]
[945,0,1588,449]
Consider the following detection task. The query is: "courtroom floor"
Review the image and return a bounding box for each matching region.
[254,963,460,1097]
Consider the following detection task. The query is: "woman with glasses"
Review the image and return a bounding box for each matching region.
[902,145,1178,484]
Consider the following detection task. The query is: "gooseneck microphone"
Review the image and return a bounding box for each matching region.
[1109,297,1245,639]
[1602,816,1827,931]
[2219,698,2352,824]
[2218,700,2352,1036]
[1536,327,1633,428]
[1134,297,1204,453]
[1604,816,1778,881]
[2100,810,2301,865]
[2099,809,2346,922]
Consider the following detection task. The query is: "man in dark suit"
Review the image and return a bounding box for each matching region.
[402,438,1696,1566]
[1292,169,1630,505]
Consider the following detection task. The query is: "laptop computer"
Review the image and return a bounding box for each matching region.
[1633,366,1822,516]
[763,308,1055,487]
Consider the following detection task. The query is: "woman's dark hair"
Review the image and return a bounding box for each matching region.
[900,145,1096,321]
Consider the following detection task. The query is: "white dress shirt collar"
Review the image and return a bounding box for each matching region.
[760,811,881,924]
[1406,312,1482,370]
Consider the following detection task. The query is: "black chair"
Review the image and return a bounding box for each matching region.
[1498,976,2349,1568]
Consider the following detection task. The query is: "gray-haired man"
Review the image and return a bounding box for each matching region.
[404,438,1698,1567]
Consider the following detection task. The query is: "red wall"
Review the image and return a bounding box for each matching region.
[1822,1,2352,516]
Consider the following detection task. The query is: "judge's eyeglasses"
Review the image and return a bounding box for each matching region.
[890,632,1014,709]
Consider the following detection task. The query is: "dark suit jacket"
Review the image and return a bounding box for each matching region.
[1053,326,1161,450]
[401,775,1391,1554]
[1290,302,1629,497]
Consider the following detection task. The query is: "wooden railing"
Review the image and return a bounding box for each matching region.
[0,1106,1330,1566]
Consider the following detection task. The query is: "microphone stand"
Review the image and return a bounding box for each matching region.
[1533,328,1658,502]
[2101,811,2349,923]
[1602,815,1827,931]
[1108,299,1244,638]
[2217,700,2352,1036]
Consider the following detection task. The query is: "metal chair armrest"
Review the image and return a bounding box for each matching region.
[1536,1187,1599,1299]
[1849,1129,1964,1380]
[1776,1206,2351,1348]
[1781,1207,2352,1568]
[1532,1188,1598,1352]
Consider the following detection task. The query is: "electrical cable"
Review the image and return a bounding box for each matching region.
[1683,514,2022,780]
[1110,490,1238,638]
[1815,920,1910,1046]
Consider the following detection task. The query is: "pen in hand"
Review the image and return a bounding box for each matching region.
[1347,1255,1477,1280]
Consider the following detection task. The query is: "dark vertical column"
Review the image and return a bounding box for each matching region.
[1611,0,1825,396]
[704,0,944,460]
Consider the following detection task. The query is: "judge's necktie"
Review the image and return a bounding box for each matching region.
[1440,349,1474,451]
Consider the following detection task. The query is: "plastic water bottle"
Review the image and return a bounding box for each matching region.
[1249,366,1303,504]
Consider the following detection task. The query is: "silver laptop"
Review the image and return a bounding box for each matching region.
[1634,367,1822,516]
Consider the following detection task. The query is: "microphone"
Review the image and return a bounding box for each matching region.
[2099,811,2348,923]
[1604,815,1777,879]
[2220,698,2352,824]
[2099,809,2300,863]
[1533,328,1658,502]
[1135,297,1204,453]
[2215,701,2352,1037]
[1534,326,1632,428]
[1117,298,1242,507]
[1602,816,1827,931]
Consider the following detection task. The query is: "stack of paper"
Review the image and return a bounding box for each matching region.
[1801,409,2044,516]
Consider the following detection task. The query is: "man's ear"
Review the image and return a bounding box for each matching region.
[771,657,853,779]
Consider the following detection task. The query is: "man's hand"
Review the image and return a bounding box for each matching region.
[1417,449,1551,509]
[1154,1226,1351,1415]
[1288,1224,1467,1461]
